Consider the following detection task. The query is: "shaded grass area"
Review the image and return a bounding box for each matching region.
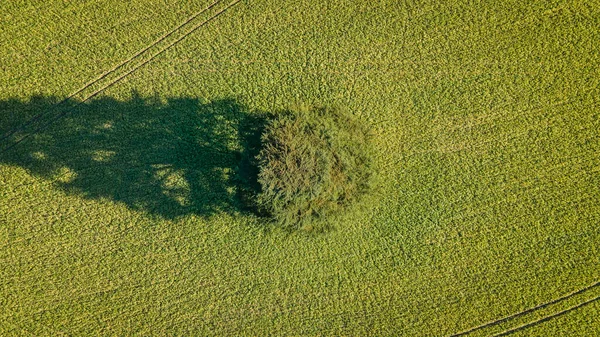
[1,94,265,220]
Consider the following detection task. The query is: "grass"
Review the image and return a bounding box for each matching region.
[1,0,599,335]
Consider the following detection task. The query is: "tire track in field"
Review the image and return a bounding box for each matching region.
[0,0,242,154]
[491,295,600,336]
[449,280,600,336]
[0,0,223,144]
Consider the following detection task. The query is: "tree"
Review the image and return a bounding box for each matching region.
[257,106,372,230]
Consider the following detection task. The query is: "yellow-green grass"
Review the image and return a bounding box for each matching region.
[1,0,599,335]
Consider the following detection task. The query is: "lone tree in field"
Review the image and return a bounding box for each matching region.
[256,106,372,230]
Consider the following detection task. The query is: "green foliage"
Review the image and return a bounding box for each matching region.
[257,106,372,230]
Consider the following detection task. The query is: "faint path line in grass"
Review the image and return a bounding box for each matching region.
[60,0,223,98]
[0,0,242,155]
[442,88,598,133]
[384,97,600,160]
[491,295,600,336]
[450,100,600,154]
[374,86,598,137]
[0,0,223,143]
[428,96,598,148]
[0,0,224,145]
[444,185,597,228]
[448,280,600,336]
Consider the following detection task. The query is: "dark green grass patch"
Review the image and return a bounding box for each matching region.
[256,106,372,230]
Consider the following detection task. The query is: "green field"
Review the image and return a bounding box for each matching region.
[1,0,599,335]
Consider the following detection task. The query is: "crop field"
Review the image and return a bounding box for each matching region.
[1,0,599,335]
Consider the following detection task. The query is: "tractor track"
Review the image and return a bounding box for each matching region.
[492,295,600,336]
[0,0,241,154]
[0,0,222,144]
[450,280,600,336]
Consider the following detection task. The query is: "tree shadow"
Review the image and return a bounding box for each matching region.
[0,92,266,220]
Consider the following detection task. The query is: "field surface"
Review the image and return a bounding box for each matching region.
[1,0,599,335]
